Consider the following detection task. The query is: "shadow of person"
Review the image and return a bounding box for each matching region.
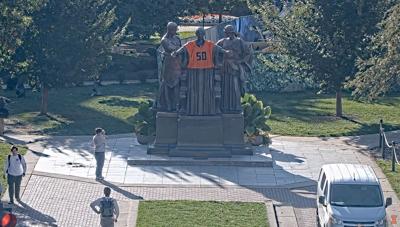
[98,179,144,200]
[14,200,57,227]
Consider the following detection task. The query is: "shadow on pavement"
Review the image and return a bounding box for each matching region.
[13,200,57,227]
[99,179,144,200]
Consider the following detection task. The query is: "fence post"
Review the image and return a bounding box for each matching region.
[381,128,385,159]
[392,141,396,172]
[379,119,383,148]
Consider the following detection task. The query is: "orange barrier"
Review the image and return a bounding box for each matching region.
[1,213,17,227]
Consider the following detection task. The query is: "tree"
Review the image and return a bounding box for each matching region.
[27,0,127,114]
[248,0,390,117]
[117,0,189,39]
[350,3,400,100]
[209,0,248,23]
[0,0,45,83]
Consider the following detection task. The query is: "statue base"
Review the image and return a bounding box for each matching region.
[148,112,252,157]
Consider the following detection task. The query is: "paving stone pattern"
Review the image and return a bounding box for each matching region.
[16,175,316,227]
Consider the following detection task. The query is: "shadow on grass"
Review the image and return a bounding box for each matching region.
[1,84,157,136]
[257,91,400,136]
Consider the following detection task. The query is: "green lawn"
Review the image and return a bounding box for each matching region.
[259,91,400,136]
[0,142,27,194]
[377,160,400,198]
[178,31,196,39]
[136,201,269,227]
[0,84,156,135]
[2,84,400,137]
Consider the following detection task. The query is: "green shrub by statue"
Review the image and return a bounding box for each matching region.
[242,94,272,145]
[132,100,156,144]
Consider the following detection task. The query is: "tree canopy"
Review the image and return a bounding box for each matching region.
[248,0,390,116]
[0,0,45,80]
[350,3,400,100]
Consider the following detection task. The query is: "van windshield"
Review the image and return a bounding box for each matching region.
[330,184,383,207]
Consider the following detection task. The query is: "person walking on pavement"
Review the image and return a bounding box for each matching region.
[92,128,106,181]
[90,187,119,227]
[3,146,26,205]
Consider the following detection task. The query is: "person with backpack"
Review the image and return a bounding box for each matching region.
[3,146,26,205]
[90,187,119,227]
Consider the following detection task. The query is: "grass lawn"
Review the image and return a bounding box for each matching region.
[259,91,400,136]
[0,83,156,135]
[136,200,268,227]
[0,142,27,194]
[2,84,400,137]
[178,31,196,39]
[377,160,400,198]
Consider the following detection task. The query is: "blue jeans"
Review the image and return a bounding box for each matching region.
[95,152,105,178]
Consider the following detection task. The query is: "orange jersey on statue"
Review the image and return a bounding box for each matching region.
[186,40,214,69]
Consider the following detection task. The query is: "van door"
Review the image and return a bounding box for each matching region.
[321,180,330,225]
[317,170,327,223]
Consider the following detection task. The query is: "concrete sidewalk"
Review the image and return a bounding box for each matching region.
[1,131,399,226]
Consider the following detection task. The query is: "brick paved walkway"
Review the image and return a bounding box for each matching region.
[14,175,316,226]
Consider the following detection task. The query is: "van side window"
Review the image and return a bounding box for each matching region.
[323,182,328,198]
[320,172,326,191]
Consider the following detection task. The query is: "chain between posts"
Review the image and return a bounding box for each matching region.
[379,119,399,172]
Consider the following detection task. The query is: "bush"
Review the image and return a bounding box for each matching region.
[248,53,315,92]
[132,100,156,136]
[241,94,271,144]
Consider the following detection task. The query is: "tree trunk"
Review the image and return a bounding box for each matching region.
[336,89,343,117]
[40,84,49,115]
[0,118,4,135]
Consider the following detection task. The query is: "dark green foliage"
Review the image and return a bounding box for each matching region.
[0,0,45,85]
[25,0,128,88]
[351,3,400,100]
[132,100,156,136]
[248,0,390,116]
[249,53,315,92]
[117,0,190,39]
[242,93,271,138]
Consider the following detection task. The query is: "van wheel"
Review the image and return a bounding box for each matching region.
[316,209,321,227]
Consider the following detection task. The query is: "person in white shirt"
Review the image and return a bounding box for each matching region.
[90,187,119,227]
[3,145,26,204]
[92,128,106,180]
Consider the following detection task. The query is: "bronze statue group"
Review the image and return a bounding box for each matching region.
[157,22,252,116]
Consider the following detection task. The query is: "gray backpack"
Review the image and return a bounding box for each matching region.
[100,197,114,217]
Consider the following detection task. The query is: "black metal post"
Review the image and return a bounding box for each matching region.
[392,141,396,172]
[381,128,385,159]
[379,119,383,148]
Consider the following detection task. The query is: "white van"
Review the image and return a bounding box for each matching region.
[317,164,392,227]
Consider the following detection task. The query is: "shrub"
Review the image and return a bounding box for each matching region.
[242,93,271,144]
[248,53,315,92]
[132,100,156,136]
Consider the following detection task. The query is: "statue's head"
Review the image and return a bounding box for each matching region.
[195,27,206,40]
[166,22,178,35]
[224,25,236,39]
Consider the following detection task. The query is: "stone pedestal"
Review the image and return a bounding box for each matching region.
[222,114,252,155]
[147,112,177,154]
[148,112,252,157]
[170,115,229,157]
